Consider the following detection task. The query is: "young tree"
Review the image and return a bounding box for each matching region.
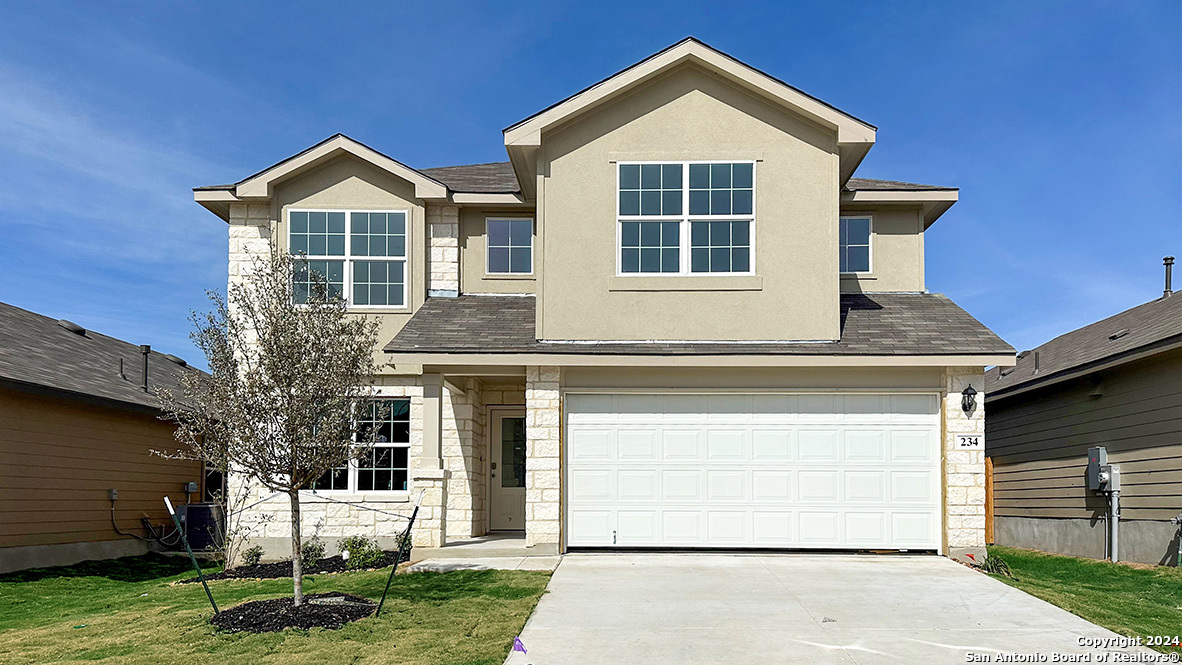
[159,251,383,606]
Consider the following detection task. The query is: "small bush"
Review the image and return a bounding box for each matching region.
[301,537,326,569]
[338,535,383,570]
[981,553,1014,578]
[240,545,263,568]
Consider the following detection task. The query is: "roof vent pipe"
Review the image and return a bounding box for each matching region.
[140,345,150,392]
[1164,256,1175,298]
[1033,350,1040,373]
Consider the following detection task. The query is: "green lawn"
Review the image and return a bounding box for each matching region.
[0,553,551,665]
[988,545,1182,654]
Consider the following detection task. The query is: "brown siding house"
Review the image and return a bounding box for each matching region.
[0,302,205,573]
[985,289,1182,565]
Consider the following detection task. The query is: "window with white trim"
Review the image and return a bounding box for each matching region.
[288,210,408,307]
[617,161,755,275]
[486,218,534,274]
[309,398,411,493]
[839,216,871,274]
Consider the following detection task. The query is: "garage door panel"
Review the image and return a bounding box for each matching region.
[618,429,658,460]
[798,430,839,460]
[798,511,840,544]
[752,471,793,501]
[618,470,658,500]
[752,430,792,459]
[706,470,746,501]
[569,428,612,460]
[706,430,746,459]
[661,430,702,459]
[565,393,940,550]
[844,430,887,461]
[661,470,702,500]
[843,471,886,502]
[798,471,840,502]
[706,511,747,542]
[752,511,794,543]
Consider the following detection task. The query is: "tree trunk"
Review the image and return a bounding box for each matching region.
[289,490,304,607]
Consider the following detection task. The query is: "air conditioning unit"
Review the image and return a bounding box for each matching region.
[175,502,225,551]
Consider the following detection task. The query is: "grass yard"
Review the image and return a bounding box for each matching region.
[987,545,1182,654]
[0,553,551,665]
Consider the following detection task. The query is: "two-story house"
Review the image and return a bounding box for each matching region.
[195,38,1013,563]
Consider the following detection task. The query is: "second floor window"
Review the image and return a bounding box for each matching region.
[486,218,533,274]
[839,216,871,274]
[289,210,408,307]
[618,162,755,275]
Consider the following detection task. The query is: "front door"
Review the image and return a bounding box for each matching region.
[490,409,527,530]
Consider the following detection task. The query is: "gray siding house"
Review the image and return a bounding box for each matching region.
[985,284,1182,565]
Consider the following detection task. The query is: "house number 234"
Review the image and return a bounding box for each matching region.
[955,434,983,450]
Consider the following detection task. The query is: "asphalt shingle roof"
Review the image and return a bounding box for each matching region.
[418,161,955,196]
[0,302,205,412]
[385,293,1012,356]
[986,294,1182,396]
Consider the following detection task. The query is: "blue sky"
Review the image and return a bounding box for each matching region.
[1,1,1178,368]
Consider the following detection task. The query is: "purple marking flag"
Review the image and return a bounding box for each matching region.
[512,637,527,654]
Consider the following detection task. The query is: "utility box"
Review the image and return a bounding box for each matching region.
[1087,447,1108,491]
[1102,464,1121,492]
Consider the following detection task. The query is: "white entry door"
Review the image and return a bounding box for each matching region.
[565,393,941,549]
[490,409,527,531]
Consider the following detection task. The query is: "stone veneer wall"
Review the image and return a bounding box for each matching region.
[228,203,273,291]
[443,378,483,540]
[230,378,436,560]
[525,367,562,548]
[943,366,987,559]
[426,205,459,295]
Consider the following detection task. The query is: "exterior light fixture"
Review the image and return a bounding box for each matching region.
[961,384,977,414]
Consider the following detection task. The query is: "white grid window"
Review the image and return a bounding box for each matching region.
[309,398,411,493]
[840,216,872,274]
[487,218,534,274]
[617,161,755,275]
[288,209,408,308]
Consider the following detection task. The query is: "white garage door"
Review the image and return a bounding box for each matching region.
[566,393,941,549]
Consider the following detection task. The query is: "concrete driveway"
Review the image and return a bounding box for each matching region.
[505,554,1158,664]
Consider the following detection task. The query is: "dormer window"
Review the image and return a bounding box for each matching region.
[289,209,408,308]
[839,216,872,274]
[618,161,755,276]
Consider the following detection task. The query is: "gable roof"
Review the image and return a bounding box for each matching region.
[502,37,878,198]
[0,302,205,414]
[384,293,1013,358]
[194,134,449,221]
[986,294,1182,398]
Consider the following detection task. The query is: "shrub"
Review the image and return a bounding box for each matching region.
[981,553,1015,578]
[338,535,384,570]
[301,537,326,569]
[240,545,264,568]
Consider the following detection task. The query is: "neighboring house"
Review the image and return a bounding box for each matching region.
[0,302,205,573]
[194,37,1013,563]
[985,276,1182,566]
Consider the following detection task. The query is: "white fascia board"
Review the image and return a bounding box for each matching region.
[234,135,448,200]
[385,352,1016,368]
[504,41,876,148]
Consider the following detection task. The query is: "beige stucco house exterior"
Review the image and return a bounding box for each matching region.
[195,38,1013,562]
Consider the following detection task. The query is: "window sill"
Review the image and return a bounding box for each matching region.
[840,274,877,280]
[609,275,763,292]
[482,273,536,281]
[300,491,411,503]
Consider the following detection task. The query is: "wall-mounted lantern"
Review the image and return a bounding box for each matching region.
[961,384,977,414]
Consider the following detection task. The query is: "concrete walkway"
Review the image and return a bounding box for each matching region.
[505,554,1157,664]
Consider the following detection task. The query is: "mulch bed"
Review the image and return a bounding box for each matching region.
[181,551,401,583]
[210,592,376,633]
